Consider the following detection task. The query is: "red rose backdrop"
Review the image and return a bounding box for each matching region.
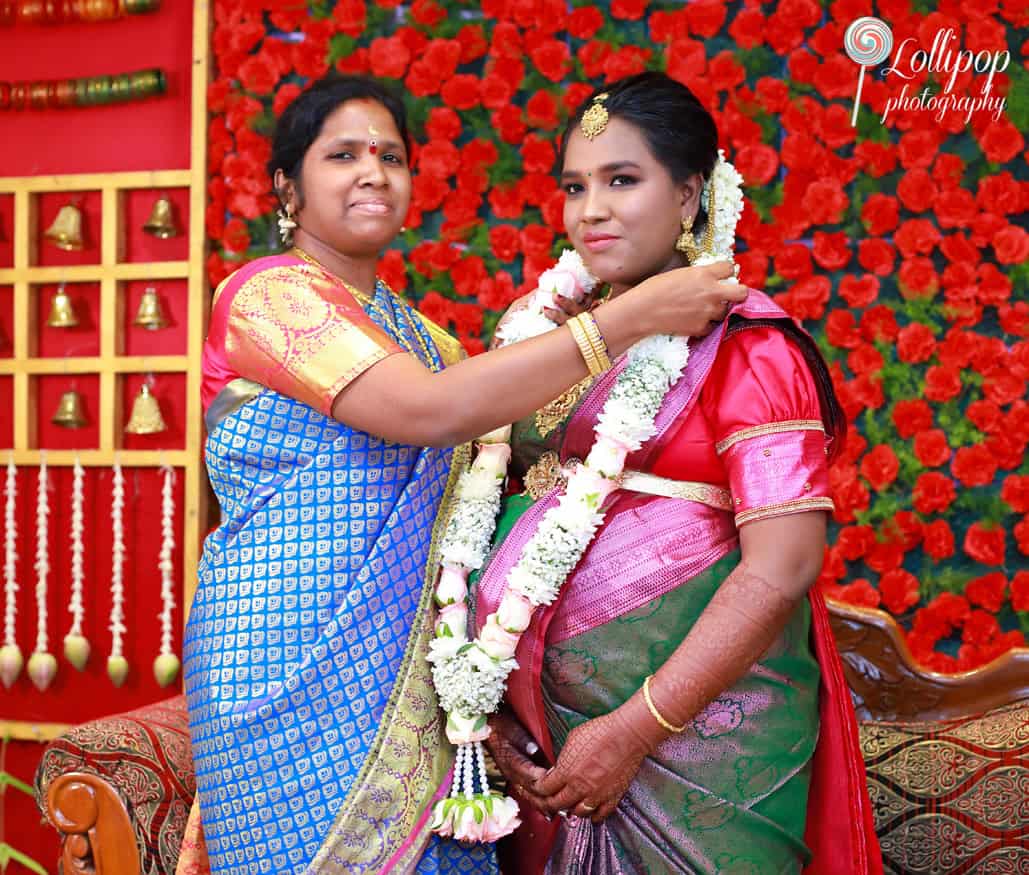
[206,0,1029,672]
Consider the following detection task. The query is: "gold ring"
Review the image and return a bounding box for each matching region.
[580,802,597,812]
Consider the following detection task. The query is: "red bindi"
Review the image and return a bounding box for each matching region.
[369,142,378,154]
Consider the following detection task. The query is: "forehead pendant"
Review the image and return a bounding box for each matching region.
[580,93,610,140]
[368,124,380,154]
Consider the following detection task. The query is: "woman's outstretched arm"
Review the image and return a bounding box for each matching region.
[528,511,827,822]
[331,262,743,447]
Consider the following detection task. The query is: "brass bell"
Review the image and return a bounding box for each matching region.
[46,284,79,328]
[125,382,166,434]
[52,390,87,428]
[133,287,168,330]
[142,196,179,239]
[44,204,85,251]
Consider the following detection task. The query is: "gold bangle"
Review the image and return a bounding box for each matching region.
[568,314,604,376]
[642,675,687,734]
[575,312,611,372]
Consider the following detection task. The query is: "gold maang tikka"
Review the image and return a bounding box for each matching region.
[580,93,610,140]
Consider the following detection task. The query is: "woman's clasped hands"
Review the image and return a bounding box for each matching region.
[487,694,669,825]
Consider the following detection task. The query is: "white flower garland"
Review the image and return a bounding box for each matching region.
[27,453,57,691]
[108,460,129,686]
[429,154,744,841]
[64,455,90,671]
[153,465,180,687]
[0,454,22,688]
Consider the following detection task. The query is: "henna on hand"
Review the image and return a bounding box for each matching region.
[644,561,801,733]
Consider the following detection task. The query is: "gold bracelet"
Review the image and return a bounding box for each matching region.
[568,314,605,376]
[575,312,612,372]
[642,674,687,734]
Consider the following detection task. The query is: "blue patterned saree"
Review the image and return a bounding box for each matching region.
[184,254,496,875]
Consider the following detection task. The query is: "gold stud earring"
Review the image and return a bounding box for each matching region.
[675,216,701,263]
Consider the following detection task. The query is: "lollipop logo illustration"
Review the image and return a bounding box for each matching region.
[844,17,894,126]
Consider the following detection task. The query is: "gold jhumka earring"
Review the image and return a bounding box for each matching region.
[277,204,297,246]
[675,215,701,263]
[580,93,610,140]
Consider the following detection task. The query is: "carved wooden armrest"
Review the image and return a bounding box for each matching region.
[43,772,142,875]
[826,597,1029,722]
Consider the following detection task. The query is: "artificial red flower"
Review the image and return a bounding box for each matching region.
[860,444,899,491]
[489,225,520,262]
[848,343,883,376]
[935,188,978,230]
[829,463,871,522]
[836,525,876,561]
[892,399,933,439]
[966,573,1007,613]
[525,90,559,129]
[333,0,366,36]
[976,116,1024,164]
[603,45,651,82]
[834,579,881,609]
[924,366,963,403]
[879,568,920,615]
[237,53,279,95]
[411,0,446,26]
[801,179,848,225]
[728,8,765,48]
[685,0,728,35]
[912,471,957,514]
[896,322,937,363]
[734,144,779,186]
[810,231,851,270]
[774,244,813,281]
[568,6,603,38]
[923,519,956,560]
[825,311,861,349]
[837,274,879,309]
[787,276,832,321]
[965,522,1007,566]
[861,194,899,236]
[857,239,895,276]
[963,609,1001,646]
[951,444,998,487]
[860,305,899,342]
[491,104,527,144]
[530,39,570,82]
[914,430,952,468]
[894,219,943,258]
[977,171,1023,216]
[896,168,937,214]
[487,183,524,220]
[898,130,940,170]
[1012,571,1029,611]
[755,77,790,113]
[611,0,646,18]
[1001,475,1029,514]
[897,257,939,300]
[993,225,1029,265]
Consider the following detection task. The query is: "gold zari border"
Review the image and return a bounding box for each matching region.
[735,496,834,527]
[715,419,825,455]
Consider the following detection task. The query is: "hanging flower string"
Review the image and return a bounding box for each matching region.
[153,465,180,687]
[427,154,744,842]
[27,452,57,691]
[108,460,129,687]
[0,454,22,688]
[64,455,90,671]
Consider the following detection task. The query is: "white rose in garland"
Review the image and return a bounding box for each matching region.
[427,153,743,843]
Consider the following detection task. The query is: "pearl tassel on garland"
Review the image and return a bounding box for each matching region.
[153,465,179,687]
[27,453,57,691]
[107,460,129,686]
[63,455,90,670]
[0,454,22,687]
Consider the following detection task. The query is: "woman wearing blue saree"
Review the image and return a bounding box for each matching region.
[180,74,745,875]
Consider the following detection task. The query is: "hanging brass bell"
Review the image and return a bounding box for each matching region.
[52,390,87,428]
[46,284,79,328]
[142,196,179,239]
[133,287,168,330]
[44,204,85,251]
[125,382,167,434]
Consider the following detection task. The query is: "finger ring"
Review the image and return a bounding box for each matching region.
[580,802,597,812]
[524,741,540,756]
[557,809,568,818]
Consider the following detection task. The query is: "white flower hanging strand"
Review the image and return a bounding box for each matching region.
[64,455,90,671]
[0,454,23,688]
[107,459,129,687]
[27,453,57,691]
[153,464,180,687]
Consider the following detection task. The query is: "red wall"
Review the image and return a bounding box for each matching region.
[0,5,198,870]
